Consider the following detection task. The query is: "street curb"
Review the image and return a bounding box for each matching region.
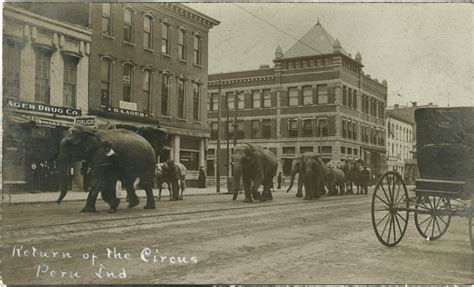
[3,191,233,206]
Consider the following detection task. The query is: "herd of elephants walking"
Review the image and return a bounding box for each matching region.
[55,125,371,213]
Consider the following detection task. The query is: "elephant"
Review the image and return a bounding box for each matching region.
[232,143,278,202]
[299,152,326,200]
[155,161,187,200]
[342,159,364,194]
[56,125,157,211]
[286,153,326,198]
[325,167,346,196]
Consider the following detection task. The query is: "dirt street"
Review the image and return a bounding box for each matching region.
[2,190,472,284]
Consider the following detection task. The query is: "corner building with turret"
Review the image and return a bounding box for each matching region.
[207,21,387,179]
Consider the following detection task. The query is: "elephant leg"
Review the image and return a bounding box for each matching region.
[179,179,185,200]
[313,176,321,199]
[252,176,263,201]
[243,176,253,202]
[296,175,303,198]
[81,191,98,212]
[171,181,179,200]
[124,182,139,208]
[143,184,156,209]
[261,180,273,201]
[303,174,312,200]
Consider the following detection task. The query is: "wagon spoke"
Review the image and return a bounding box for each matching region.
[380,185,392,205]
[394,193,407,207]
[394,211,403,235]
[375,194,390,207]
[423,217,433,235]
[437,215,448,226]
[434,216,443,235]
[386,214,393,243]
[392,213,397,242]
[431,214,436,237]
[395,211,408,223]
[418,214,432,226]
[381,213,391,237]
[376,211,391,227]
[393,183,401,207]
[374,208,390,212]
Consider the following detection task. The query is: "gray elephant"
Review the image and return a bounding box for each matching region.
[56,125,157,211]
[286,153,326,198]
[155,161,187,200]
[300,152,326,200]
[325,167,345,196]
[232,143,278,202]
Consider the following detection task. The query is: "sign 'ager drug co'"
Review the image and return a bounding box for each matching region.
[5,99,82,116]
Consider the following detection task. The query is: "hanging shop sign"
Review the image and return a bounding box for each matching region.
[4,99,82,116]
[75,116,96,127]
[103,106,150,118]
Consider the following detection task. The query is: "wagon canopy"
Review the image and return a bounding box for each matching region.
[415,107,474,181]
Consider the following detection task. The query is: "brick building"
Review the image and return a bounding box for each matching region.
[13,3,219,185]
[207,21,387,179]
[3,4,91,191]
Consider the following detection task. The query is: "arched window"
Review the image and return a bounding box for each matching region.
[193,34,201,65]
[161,22,169,54]
[178,29,186,60]
[123,8,133,43]
[122,63,133,102]
[144,16,153,49]
[161,73,170,116]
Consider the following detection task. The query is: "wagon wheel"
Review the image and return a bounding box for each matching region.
[469,198,473,250]
[371,171,409,247]
[414,195,451,241]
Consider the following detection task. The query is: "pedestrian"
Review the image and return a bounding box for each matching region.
[277,172,282,189]
[360,167,370,195]
[198,166,206,188]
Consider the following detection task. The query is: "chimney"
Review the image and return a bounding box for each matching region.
[394,104,399,109]
[428,102,433,106]
[412,102,417,107]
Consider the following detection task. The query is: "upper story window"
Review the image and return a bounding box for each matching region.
[226,92,235,110]
[102,3,112,36]
[237,92,245,109]
[303,119,313,137]
[342,86,347,106]
[63,55,78,108]
[348,88,352,108]
[3,39,21,99]
[303,86,313,105]
[177,78,186,118]
[252,90,261,108]
[317,118,328,137]
[342,119,347,138]
[251,120,260,139]
[193,82,201,121]
[144,16,152,49]
[288,119,298,138]
[123,8,133,43]
[262,89,271,108]
[100,58,112,106]
[193,34,201,65]
[317,84,328,104]
[161,73,170,116]
[143,69,152,113]
[236,121,245,139]
[352,90,357,109]
[353,122,358,140]
[210,122,218,140]
[35,48,51,103]
[122,64,133,102]
[210,93,218,111]
[262,119,272,139]
[178,29,186,60]
[161,22,169,54]
[288,87,298,106]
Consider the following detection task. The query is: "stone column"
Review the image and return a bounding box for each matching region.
[199,137,206,168]
[172,135,180,162]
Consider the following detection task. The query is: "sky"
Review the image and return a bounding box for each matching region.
[187,3,473,107]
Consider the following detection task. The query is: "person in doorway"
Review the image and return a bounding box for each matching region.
[198,166,206,188]
[277,172,283,190]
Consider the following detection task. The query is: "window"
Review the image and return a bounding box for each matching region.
[122,64,133,102]
[227,121,234,139]
[282,147,295,154]
[236,121,244,139]
[348,88,352,108]
[303,119,313,137]
[193,34,201,65]
[288,87,298,106]
[353,122,357,140]
[353,90,357,109]
[161,23,169,54]
[210,93,218,111]
[102,3,112,35]
[63,56,78,108]
[317,118,328,137]
[317,84,328,104]
[348,121,352,139]
[210,122,218,139]
[143,70,152,113]
[252,90,261,108]
[262,89,271,108]
[123,8,133,43]
[262,119,272,138]
[100,58,112,106]
[177,79,185,118]
[178,29,186,60]
[193,82,200,120]
[237,92,245,109]
[35,49,51,103]
[3,39,21,99]
[144,16,152,49]
[288,119,298,137]
[251,120,260,139]
[300,146,313,154]
[303,86,313,105]
[161,74,170,116]
[342,86,347,106]
[180,150,199,171]
[342,119,347,138]
[341,146,346,154]
[227,92,234,110]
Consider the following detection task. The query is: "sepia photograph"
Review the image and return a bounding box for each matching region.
[1,1,473,285]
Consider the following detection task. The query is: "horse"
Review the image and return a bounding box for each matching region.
[155,161,187,200]
[343,159,364,194]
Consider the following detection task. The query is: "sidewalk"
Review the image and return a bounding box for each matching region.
[3,186,232,204]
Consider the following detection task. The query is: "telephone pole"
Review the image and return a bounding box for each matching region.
[216,77,222,193]
[233,90,238,147]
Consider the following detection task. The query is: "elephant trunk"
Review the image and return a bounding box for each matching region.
[286,169,297,193]
[56,150,70,204]
[233,163,243,201]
